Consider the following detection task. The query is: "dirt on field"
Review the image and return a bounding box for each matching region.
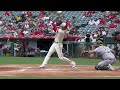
[0,64,120,77]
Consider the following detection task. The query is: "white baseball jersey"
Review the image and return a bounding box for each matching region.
[94,46,115,59]
[54,29,66,43]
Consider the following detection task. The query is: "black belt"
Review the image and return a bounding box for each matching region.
[54,41,59,43]
[54,41,61,43]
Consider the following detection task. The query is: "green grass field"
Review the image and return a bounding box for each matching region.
[0,56,120,79]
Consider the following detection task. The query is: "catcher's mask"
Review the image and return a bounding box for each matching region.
[95,40,103,48]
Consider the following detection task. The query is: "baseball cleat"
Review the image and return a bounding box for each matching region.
[71,61,76,68]
[39,65,46,69]
[108,64,114,71]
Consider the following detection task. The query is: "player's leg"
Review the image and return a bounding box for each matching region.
[39,43,56,68]
[55,43,76,68]
[95,58,116,70]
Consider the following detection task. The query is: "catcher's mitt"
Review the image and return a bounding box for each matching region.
[82,51,89,55]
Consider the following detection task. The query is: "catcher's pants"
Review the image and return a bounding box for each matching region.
[41,42,73,66]
[97,58,116,66]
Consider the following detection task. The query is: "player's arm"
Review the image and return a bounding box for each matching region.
[51,22,58,33]
[83,50,96,55]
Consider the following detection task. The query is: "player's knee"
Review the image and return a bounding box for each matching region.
[112,59,117,64]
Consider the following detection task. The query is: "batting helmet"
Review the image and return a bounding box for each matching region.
[60,22,66,27]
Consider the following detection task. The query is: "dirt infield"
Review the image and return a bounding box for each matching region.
[0,64,120,77]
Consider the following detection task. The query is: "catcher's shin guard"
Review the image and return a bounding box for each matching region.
[95,65,100,70]
[95,65,109,70]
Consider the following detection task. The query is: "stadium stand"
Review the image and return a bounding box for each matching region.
[0,11,120,57]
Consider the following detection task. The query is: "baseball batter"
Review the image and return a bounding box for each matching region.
[83,41,116,71]
[39,22,76,69]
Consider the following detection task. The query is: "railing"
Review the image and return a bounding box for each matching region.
[63,41,95,58]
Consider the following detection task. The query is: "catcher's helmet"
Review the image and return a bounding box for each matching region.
[96,40,103,46]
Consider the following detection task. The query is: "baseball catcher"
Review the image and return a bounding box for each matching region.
[82,40,116,71]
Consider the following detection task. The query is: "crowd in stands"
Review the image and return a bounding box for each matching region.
[0,11,120,43]
[0,11,120,57]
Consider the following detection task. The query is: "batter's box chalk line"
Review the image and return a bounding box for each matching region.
[39,68,79,72]
[6,67,33,72]
[16,67,34,72]
[114,67,120,71]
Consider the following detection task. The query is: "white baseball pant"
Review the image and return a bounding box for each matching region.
[41,42,73,66]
